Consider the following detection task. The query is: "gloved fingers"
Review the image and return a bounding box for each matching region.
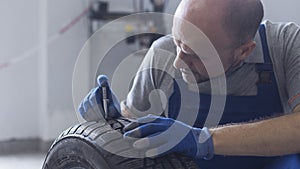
[82,89,94,113]
[80,88,104,121]
[123,115,171,132]
[132,132,167,150]
[89,87,102,105]
[108,105,121,118]
[137,115,175,127]
[124,123,169,138]
[79,101,102,121]
[97,75,113,101]
[93,82,121,119]
[123,121,140,132]
[143,134,196,158]
[123,117,167,132]
[97,75,119,107]
[135,114,167,123]
[97,75,109,87]
[89,87,104,114]
[78,102,85,117]
[145,144,172,158]
[88,87,104,113]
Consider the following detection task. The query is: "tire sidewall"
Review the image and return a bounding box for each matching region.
[43,137,111,169]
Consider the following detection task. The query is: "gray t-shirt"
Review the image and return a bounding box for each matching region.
[122,20,300,117]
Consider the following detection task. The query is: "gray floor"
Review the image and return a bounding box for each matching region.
[0,153,46,169]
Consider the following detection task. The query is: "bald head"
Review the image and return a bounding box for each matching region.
[172,0,264,83]
[222,0,264,47]
[175,0,264,48]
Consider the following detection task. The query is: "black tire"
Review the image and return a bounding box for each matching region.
[42,118,199,169]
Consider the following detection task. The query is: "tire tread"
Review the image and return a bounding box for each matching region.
[43,120,199,169]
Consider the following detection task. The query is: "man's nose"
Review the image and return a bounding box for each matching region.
[173,50,189,69]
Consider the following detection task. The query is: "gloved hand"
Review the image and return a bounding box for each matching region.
[78,75,121,121]
[123,115,214,159]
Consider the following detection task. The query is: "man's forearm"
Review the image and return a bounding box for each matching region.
[210,109,300,156]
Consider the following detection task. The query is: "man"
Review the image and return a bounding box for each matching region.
[79,0,300,168]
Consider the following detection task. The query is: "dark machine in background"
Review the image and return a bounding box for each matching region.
[89,0,167,48]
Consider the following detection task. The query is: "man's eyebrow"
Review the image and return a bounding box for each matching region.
[173,38,196,55]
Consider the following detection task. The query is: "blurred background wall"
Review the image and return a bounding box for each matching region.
[0,0,90,151]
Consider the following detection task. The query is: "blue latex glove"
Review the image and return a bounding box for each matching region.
[78,75,121,121]
[123,115,214,159]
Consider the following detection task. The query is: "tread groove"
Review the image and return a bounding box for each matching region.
[68,124,82,135]
[75,121,97,134]
[83,122,106,137]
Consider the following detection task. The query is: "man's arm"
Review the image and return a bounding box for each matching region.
[211,104,300,156]
[120,36,177,119]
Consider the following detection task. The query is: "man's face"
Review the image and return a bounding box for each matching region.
[172,22,236,84]
[172,2,236,84]
[173,38,212,83]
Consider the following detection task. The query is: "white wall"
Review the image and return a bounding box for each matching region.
[0,0,89,141]
[45,0,90,140]
[0,1,40,140]
[262,0,300,24]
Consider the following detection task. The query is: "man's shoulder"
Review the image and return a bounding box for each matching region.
[148,35,180,80]
[263,20,300,39]
[152,35,176,52]
[149,35,177,67]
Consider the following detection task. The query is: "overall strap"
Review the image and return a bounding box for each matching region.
[256,24,283,112]
[259,24,272,64]
[257,24,274,84]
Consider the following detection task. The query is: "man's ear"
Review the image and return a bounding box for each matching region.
[234,40,256,61]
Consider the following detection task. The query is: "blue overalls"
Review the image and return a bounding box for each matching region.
[168,25,300,169]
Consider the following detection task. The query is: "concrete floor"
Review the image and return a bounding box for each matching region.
[0,153,46,169]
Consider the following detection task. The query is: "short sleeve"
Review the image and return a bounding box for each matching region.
[283,23,300,110]
[122,36,177,117]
